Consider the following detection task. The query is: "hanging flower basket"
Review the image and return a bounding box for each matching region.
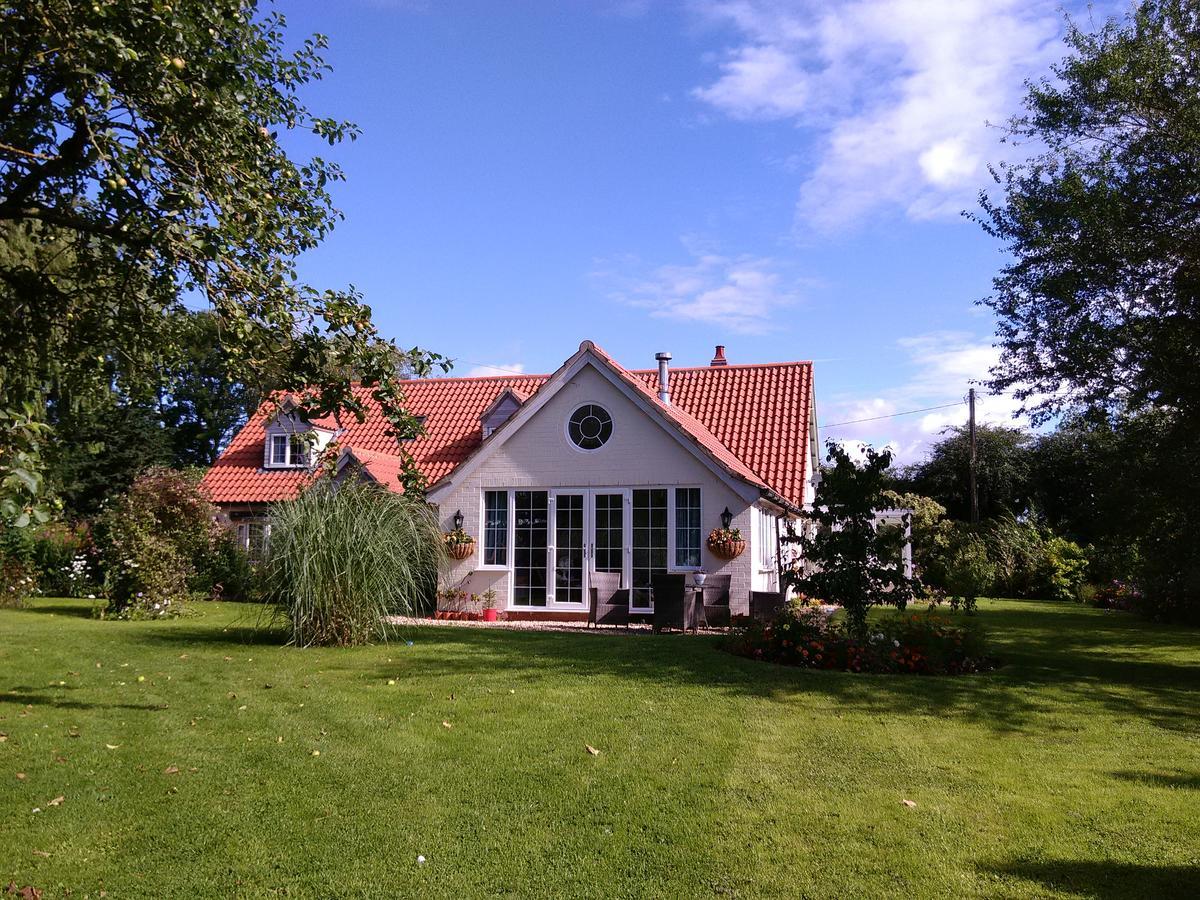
[447,541,474,560]
[707,528,745,560]
[444,529,475,560]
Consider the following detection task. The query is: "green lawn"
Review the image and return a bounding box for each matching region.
[1,599,1198,899]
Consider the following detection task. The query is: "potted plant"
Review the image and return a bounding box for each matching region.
[443,528,475,560]
[692,568,708,587]
[707,527,746,560]
[481,589,499,622]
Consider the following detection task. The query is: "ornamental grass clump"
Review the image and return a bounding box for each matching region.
[265,480,443,647]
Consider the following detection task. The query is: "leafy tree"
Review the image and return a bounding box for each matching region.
[158,310,272,467]
[784,443,920,638]
[44,401,173,519]
[896,425,1035,521]
[976,0,1200,617]
[0,0,446,518]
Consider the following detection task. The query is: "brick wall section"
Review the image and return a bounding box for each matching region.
[435,365,756,614]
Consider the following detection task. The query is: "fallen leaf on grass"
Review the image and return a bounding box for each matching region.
[163,766,179,775]
[15,773,26,781]
[178,654,188,659]
[237,705,247,711]
[901,799,917,808]
[441,721,452,730]
[0,734,6,742]
[5,884,43,900]
[47,796,64,807]
[31,851,49,858]
[585,745,601,756]
[310,750,320,757]
[54,756,66,764]
[223,656,232,662]
[105,744,119,750]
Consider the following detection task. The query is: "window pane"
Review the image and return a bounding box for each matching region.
[675,488,702,568]
[271,434,288,465]
[483,491,508,566]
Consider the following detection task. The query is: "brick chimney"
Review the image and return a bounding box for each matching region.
[710,345,728,366]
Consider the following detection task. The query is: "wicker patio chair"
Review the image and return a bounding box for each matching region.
[588,571,630,629]
[651,573,688,633]
[699,574,732,628]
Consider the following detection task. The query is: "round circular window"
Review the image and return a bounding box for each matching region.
[567,404,613,451]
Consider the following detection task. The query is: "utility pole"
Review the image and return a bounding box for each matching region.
[968,387,979,524]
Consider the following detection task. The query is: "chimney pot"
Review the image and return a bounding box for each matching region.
[654,352,672,405]
[711,345,728,366]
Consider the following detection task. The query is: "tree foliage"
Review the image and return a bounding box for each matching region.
[895,425,1034,521]
[784,443,920,638]
[0,0,446,516]
[976,0,1200,618]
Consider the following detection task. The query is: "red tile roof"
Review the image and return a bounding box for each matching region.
[201,347,814,508]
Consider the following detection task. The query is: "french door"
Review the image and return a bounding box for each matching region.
[541,490,630,609]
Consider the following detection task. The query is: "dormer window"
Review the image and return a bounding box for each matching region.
[267,433,310,468]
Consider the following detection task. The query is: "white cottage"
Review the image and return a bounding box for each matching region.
[203,341,819,621]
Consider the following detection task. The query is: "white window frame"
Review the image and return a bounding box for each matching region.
[756,505,778,573]
[236,519,271,561]
[564,401,615,454]
[479,489,510,571]
[266,431,310,469]
[476,486,706,613]
[672,487,703,571]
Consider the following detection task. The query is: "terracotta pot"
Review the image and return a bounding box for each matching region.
[483,608,498,622]
[708,538,746,560]
[447,541,475,560]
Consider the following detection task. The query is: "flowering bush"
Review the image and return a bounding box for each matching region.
[30,522,100,597]
[93,467,225,619]
[722,606,998,676]
[1090,579,1144,613]
[0,554,39,608]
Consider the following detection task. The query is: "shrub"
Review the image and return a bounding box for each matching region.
[0,524,37,607]
[0,553,38,607]
[265,480,443,647]
[942,532,995,611]
[196,527,257,601]
[30,522,100,597]
[1091,579,1144,613]
[784,443,921,638]
[722,606,997,676]
[1036,535,1090,602]
[980,514,1046,598]
[93,467,223,618]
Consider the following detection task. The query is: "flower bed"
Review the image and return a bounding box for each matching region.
[721,606,999,676]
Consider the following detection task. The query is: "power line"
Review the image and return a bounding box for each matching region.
[819,401,964,430]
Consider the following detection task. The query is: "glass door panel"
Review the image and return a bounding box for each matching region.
[513,490,548,606]
[554,493,585,605]
[592,493,625,575]
[632,488,668,609]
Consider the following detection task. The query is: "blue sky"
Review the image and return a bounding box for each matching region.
[280,0,1111,462]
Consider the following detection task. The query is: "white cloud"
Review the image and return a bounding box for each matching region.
[819,331,1029,465]
[592,242,800,334]
[691,0,1105,229]
[463,362,526,377]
